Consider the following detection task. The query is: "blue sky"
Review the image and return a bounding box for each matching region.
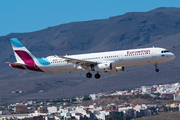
[0,0,180,36]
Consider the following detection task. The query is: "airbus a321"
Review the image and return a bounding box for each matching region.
[7,38,175,79]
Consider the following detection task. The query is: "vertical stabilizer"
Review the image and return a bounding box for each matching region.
[9,38,44,72]
[10,38,36,63]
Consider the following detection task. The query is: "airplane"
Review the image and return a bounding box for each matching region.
[7,38,175,79]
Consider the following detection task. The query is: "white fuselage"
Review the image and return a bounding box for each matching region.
[9,38,176,79]
[35,47,175,73]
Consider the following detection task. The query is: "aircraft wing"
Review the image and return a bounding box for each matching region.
[6,62,26,66]
[59,56,98,70]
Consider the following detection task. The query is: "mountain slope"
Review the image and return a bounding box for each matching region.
[0,7,180,103]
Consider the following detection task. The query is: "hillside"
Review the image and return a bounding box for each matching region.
[81,95,159,106]
[136,112,180,120]
[0,7,180,103]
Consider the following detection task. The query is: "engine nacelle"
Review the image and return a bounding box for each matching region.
[107,66,124,73]
[115,66,124,72]
[92,63,112,72]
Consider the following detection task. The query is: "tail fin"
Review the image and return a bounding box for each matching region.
[10,38,36,63]
[8,38,44,72]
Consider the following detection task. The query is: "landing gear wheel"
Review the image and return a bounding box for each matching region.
[86,72,92,78]
[154,63,159,72]
[155,69,159,72]
[95,73,101,79]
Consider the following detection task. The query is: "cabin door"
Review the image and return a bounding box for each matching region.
[152,47,157,58]
[119,54,123,61]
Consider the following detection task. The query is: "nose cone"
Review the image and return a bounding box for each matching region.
[170,53,175,60]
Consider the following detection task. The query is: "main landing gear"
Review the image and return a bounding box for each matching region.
[95,72,101,79]
[86,72,92,78]
[86,72,101,79]
[154,64,159,72]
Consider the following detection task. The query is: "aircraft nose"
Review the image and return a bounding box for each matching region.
[170,53,175,60]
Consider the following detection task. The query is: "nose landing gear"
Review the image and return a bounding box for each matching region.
[155,69,159,72]
[154,64,159,72]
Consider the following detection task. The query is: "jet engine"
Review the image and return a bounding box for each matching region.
[115,66,124,72]
[107,66,124,73]
[91,63,112,72]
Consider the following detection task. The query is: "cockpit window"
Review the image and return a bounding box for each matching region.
[161,50,170,53]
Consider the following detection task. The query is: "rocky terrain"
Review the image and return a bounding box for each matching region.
[0,7,180,103]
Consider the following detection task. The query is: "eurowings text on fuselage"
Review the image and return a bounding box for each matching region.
[7,38,175,79]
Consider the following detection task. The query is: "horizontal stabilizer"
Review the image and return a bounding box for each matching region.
[6,62,26,66]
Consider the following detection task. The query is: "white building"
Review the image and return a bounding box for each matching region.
[118,106,133,112]
[95,111,109,120]
[174,94,180,101]
[134,104,147,112]
[48,106,58,113]
[141,86,153,94]
[89,94,98,100]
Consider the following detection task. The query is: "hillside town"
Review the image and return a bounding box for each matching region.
[1,82,180,120]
